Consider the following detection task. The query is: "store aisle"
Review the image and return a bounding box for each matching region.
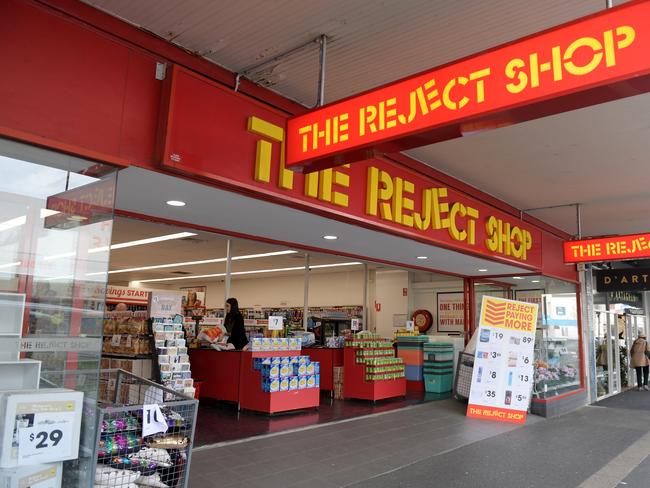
[194,391,448,446]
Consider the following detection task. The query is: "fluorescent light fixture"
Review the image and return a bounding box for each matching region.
[137,261,362,283]
[310,262,362,269]
[322,235,338,240]
[0,261,21,273]
[416,256,428,260]
[478,268,488,272]
[531,280,541,283]
[105,250,297,275]
[0,215,27,232]
[513,276,524,280]
[46,274,74,281]
[43,231,198,261]
[166,200,186,207]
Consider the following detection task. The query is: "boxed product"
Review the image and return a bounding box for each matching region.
[288,377,299,391]
[262,377,279,393]
[279,378,289,391]
[288,338,301,351]
[279,364,292,378]
[261,364,280,378]
[0,389,83,468]
[262,338,273,351]
[251,337,263,351]
[306,362,320,375]
[306,375,320,389]
[0,461,62,488]
[293,363,307,376]
[298,376,307,389]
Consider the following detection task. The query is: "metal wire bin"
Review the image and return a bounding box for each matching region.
[93,369,198,488]
[453,352,475,401]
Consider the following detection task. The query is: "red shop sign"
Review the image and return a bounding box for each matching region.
[564,233,650,263]
[159,66,542,269]
[286,0,650,171]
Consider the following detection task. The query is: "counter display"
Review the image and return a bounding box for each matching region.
[188,350,241,402]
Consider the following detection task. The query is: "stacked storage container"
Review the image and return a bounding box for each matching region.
[423,343,455,393]
[396,336,429,383]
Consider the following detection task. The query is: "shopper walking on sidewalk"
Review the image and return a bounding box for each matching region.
[630,333,650,391]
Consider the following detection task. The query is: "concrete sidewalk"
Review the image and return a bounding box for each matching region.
[188,395,650,488]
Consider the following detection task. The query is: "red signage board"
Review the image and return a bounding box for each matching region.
[44,178,115,229]
[286,0,650,171]
[564,233,650,263]
[159,66,543,269]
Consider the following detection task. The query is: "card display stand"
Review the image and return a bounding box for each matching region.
[343,336,406,401]
[238,351,320,414]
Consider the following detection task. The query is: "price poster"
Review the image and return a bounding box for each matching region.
[467,296,538,425]
[268,316,284,331]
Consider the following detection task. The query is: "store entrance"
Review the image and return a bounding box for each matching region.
[103,216,475,444]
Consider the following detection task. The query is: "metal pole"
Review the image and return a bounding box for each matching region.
[363,263,369,331]
[606,0,613,8]
[576,203,582,239]
[303,254,310,331]
[224,239,232,305]
[317,34,327,107]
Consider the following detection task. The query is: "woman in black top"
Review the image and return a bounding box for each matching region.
[224,297,248,350]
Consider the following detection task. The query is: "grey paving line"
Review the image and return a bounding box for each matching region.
[577,431,650,488]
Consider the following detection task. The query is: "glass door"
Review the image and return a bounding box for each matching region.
[594,311,622,399]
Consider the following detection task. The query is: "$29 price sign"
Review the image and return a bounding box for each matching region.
[19,420,73,464]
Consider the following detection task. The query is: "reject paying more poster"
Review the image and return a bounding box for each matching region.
[467,296,539,425]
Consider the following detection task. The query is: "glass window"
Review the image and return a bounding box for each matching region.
[0,138,117,487]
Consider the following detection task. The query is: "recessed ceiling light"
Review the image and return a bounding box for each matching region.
[166,200,186,207]
[416,256,428,260]
[513,276,524,280]
[478,268,488,272]
[323,235,338,240]
[531,280,541,283]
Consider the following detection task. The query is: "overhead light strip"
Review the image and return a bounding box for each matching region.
[104,250,298,275]
[136,262,363,283]
[42,231,198,261]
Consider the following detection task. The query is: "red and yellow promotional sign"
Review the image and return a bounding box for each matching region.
[159,66,543,268]
[286,1,650,170]
[564,233,650,263]
[468,297,538,425]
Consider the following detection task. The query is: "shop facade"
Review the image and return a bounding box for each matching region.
[0,0,611,485]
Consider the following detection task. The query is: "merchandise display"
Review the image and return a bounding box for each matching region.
[0,462,62,488]
[238,350,320,414]
[254,355,320,393]
[102,311,153,357]
[153,321,195,399]
[95,403,194,487]
[396,336,430,384]
[344,332,406,401]
[250,337,302,352]
[423,343,455,393]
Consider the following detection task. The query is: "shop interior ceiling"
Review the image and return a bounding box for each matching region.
[113,167,528,281]
[82,0,647,238]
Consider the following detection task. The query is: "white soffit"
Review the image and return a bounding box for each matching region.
[114,167,528,277]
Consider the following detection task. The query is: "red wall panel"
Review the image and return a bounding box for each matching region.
[0,0,160,165]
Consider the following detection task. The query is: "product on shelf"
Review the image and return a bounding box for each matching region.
[256,355,320,393]
[250,337,301,352]
[345,332,406,382]
[153,321,195,398]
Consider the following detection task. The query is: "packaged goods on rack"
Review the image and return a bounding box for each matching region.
[254,355,320,393]
[250,337,301,352]
[153,321,195,398]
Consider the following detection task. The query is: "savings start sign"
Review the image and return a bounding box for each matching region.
[286,1,650,171]
[467,297,539,425]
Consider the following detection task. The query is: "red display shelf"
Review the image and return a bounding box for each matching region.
[238,351,320,414]
[302,347,344,391]
[188,349,241,402]
[343,348,406,401]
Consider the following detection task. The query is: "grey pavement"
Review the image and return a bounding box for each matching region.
[189,394,650,488]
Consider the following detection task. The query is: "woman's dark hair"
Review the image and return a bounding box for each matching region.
[226,297,240,314]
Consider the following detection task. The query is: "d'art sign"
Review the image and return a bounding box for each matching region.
[285,0,650,170]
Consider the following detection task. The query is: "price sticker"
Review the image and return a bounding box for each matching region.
[18,415,74,464]
[142,404,168,437]
[406,320,415,332]
[351,319,360,331]
[111,334,121,347]
[268,316,284,331]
